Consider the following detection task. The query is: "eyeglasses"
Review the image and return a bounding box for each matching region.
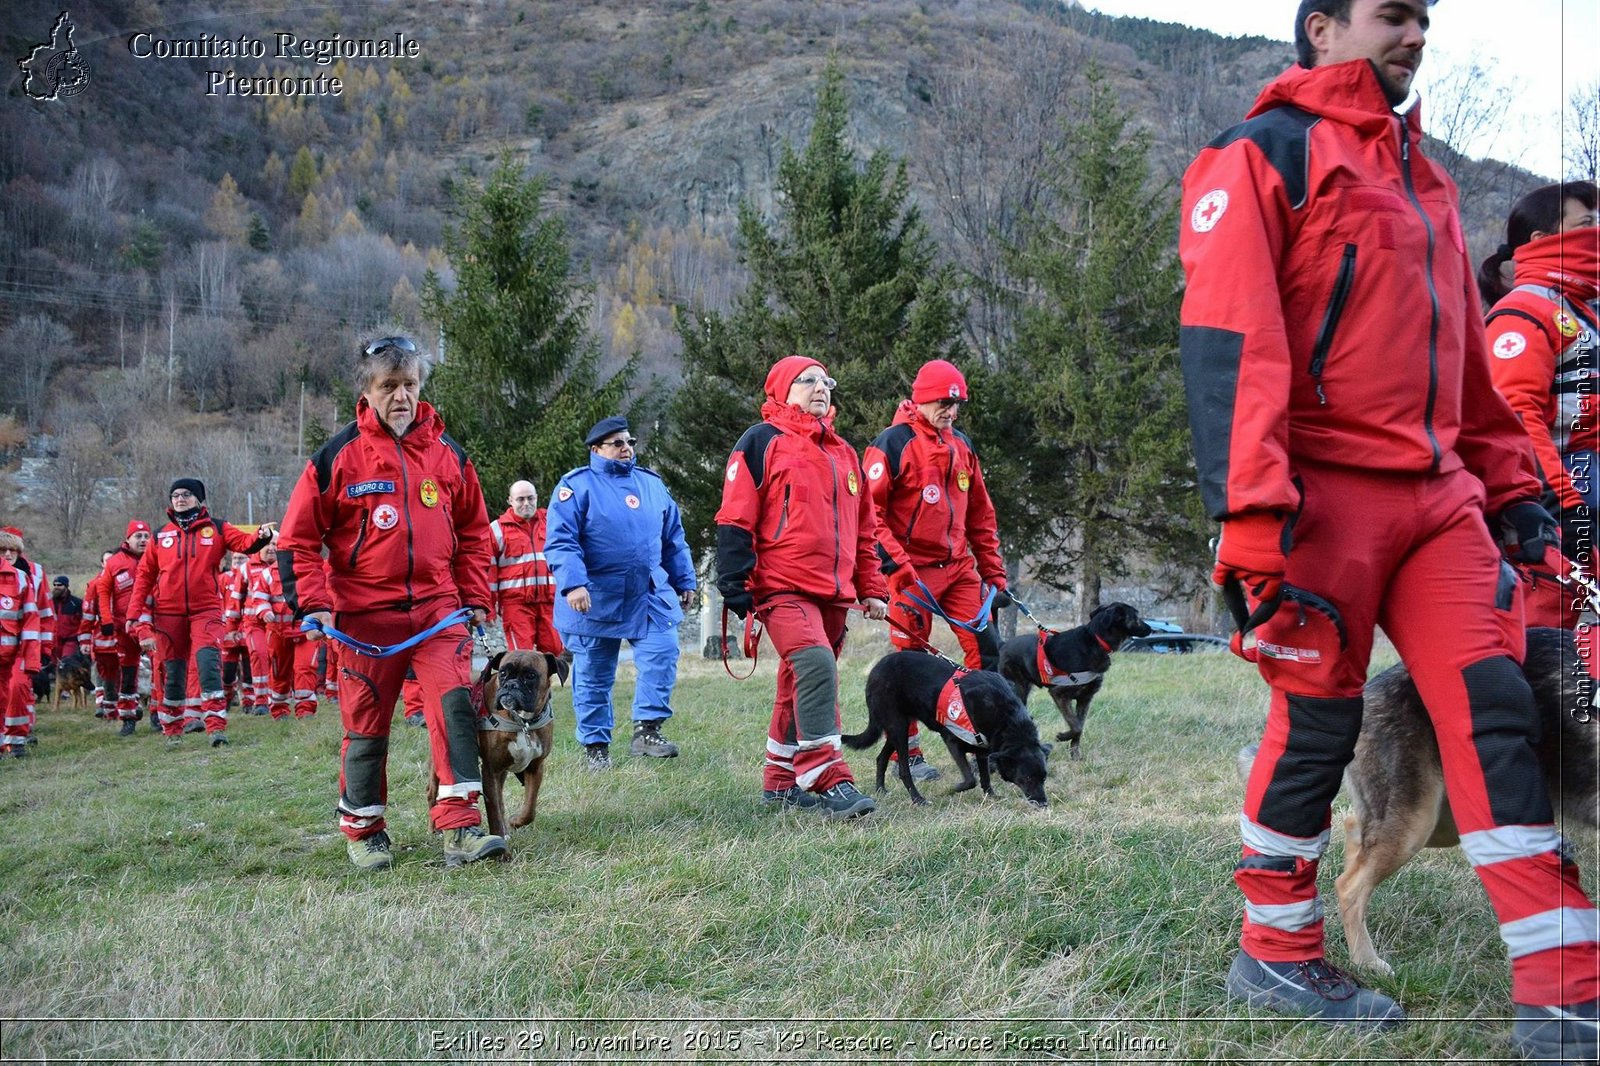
[363,336,418,357]
[793,374,837,390]
[170,490,197,499]
[935,397,963,409]
[599,437,638,449]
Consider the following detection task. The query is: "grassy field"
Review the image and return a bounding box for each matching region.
[0,629,1586,1064]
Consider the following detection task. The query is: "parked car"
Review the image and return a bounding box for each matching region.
[1120,632,1230,654]
[1144,618,1184,634]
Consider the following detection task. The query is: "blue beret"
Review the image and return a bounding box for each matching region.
[585,416,630,446]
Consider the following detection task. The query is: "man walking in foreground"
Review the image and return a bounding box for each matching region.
[277,334,503,871]
[1179,0,1599,1058]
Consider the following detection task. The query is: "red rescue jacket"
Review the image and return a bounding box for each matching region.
[1178,60,1540,521]
[0,565,41,672]
[864,400,1005,579]
[1486,229,1600,513]
[130,508,266,630]
[276,398,493,616]
[489,506,555,614]
[102,546,143,627]
[715,399,888,605]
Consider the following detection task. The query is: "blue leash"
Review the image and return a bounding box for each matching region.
[300,607,478,658]
[901,579,998,634]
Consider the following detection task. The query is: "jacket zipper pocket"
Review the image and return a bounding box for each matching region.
[348,511,370,569]
[1309,243,1357,405]
[773,486,791,540]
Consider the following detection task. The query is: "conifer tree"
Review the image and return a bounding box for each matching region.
[657,56,967,551]
[422,155,634,504]
[1003,70,1208,616]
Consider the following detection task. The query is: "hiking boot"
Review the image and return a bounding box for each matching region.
[815,781,876,820]
[404,711,425,728]
[346,830,393,872]
[584,743,612,771]
[1512,998,1600,1062]
[209,732,228,748]
[165,735,182,749]
[762,785,822,811]
[907,754,940,781]
[117,719,136,737]
[1226,950,1404,1028]
[11,745,27,759]
[182,720,202,734]
[443,825,507,867]
[630,720,679,758]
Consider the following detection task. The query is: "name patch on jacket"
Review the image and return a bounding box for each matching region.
[347,480,396,498]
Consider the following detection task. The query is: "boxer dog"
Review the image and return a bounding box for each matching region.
[428,649,568,853]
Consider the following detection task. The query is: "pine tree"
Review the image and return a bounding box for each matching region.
[1003,70,1208,618]
[657,56,967,551]
[422,154,635,504]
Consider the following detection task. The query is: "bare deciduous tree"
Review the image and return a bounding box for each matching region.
[1420,52,1521,214]
[920,27,1092,362]
[1568,80,1600,183]
[0,313,72,436]
[41,422,112,548]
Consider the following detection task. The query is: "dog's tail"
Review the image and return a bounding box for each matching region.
[841,706,883,751]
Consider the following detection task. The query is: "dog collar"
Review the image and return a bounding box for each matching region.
[479,702,554,734]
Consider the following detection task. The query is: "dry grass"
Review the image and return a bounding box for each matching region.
[0,629,1587,1063]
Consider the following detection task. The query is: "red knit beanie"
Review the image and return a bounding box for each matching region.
[764,355,827,403]
[911,359,968,403]
[125,519,151,540]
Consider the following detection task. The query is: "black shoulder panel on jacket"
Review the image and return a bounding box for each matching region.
[439,432,471,472]
[1485,308,1559,352]
[870,423,916,478]
[311,421,361,495]
[732,423,782,488]
[1206,106,1318,210]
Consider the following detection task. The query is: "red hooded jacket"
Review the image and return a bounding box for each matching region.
[715,383,888,607]
[1178,60,1540,522]
[863,400,1005,580]
[130,507,268,630]
[1486,228,1600,512]
[276,398,493,616]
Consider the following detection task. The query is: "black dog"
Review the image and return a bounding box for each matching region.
[997,601,1151,760]
[31,654,55,704]
[845,651,1050,806]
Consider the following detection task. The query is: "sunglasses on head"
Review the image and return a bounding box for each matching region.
[363,336,418,357]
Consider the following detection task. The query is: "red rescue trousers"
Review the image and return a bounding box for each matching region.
[501,600,563,656]
[1237,464,1599,1007]
[331,598,482,838]
[151,613,226,736]
[758,594,856,794]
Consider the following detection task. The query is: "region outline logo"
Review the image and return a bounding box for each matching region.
[18,11,91,102]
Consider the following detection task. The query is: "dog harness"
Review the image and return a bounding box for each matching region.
[936,671,986,748]
[1035,629,1109,687]
[473,678,555,775]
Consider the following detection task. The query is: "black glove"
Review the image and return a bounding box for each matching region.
[1561,509,1595,565]
[991,587,1015,609]
[1501,500,1559,565]
[100,623,115,637]
[723,591,754,619]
